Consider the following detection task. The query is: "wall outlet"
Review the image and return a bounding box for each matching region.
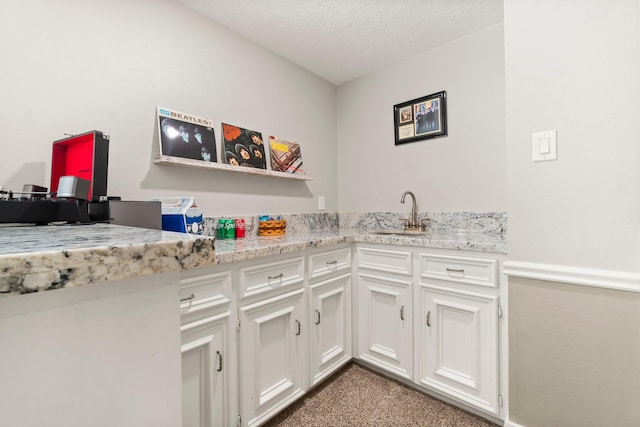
[318,195,326,211]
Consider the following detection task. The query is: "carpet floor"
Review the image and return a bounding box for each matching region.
[264,363,499,427]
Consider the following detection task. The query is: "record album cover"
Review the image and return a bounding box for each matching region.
[157,107,217,162]
[221,123,267,169]
[268,136,304,174]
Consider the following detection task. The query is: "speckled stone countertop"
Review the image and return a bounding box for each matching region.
[0,223,215,297]
[0,221,505,298]
[213,228,506,264]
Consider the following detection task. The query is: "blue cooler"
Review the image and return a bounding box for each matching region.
[153,197,203,234]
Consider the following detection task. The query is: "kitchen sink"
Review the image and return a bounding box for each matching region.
[370,230,431,236]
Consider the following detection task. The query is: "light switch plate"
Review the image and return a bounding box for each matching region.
[532,130,557,162]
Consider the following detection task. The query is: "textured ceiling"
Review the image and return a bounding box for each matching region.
[177,0,504,85]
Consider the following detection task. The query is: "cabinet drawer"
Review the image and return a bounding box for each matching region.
[308,247,351,280]
[179,270,232,320]
[239,257,304,299]
[419,254,497,288]
[357,247,412,276]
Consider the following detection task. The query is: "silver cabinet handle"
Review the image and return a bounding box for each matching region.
[446,268,465,274]
[295,319,301,336]
[400,305,405,321]
[268,273,284,286]
[426,310,431,327]
[326,260,338,266]
[315,309,321,325]
[216,351,223,372]
[180,293,195,303]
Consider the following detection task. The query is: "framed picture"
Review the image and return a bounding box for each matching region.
[157,107,217,162]
[221,123,267,169]
[393,91,447,145]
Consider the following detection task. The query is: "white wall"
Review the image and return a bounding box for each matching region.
[505,0,640,271]
[336,25,506,214]
[0,0,338,216]
[505,1,640,426]
[0,273,182,427]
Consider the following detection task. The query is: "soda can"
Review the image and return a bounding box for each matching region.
[216,219,227,239]
[217,219,234,239]
[223,218,236,239]
[234,219,246,238]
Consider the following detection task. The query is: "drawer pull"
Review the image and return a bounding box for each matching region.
[426,310,431,327]
[315,309,321,325]
[180,293,195,303]
[326,260,338,266]
[216,351,223,372]
[295,319,301,336]
[400,305,405,321]
[267,273,284,286]
[446,268,465,275]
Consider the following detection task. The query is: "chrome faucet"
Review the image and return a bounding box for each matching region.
[400,191,428,231]
[400,191,419,230]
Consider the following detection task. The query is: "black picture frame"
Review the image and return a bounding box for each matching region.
[394,91,447,145]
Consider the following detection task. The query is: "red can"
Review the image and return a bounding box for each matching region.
[234,218,246,238]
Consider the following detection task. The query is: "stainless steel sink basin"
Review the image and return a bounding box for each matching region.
[370,230,431,236]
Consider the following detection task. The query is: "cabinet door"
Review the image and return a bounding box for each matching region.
[239,288,306,427]
[308,273,351,386]
[357,272,413,379]
[416,283,499,416]
[181,312,229,427]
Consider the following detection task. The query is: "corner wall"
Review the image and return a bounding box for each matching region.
[336,25,506,215]
[505,0,640,271]
[504,1,640,426]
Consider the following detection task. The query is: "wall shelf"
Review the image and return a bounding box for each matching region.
[154,155,313,181]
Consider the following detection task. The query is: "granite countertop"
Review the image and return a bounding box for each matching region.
[213,228,506,264]
[0,223,215,297]
[0,224,505,298]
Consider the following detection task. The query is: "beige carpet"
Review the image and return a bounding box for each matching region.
[264,363,499,426]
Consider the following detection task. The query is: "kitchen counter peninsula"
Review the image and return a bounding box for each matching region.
[213,228,506,264]
[0,223,216,427]
[0,223,215,297]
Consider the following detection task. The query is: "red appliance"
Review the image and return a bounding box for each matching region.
[50,130,109,201]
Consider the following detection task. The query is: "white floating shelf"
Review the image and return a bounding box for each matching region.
[154,155,313,181]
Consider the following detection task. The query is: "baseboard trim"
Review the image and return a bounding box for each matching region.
[504,420,526,427]
[503,261,640,293]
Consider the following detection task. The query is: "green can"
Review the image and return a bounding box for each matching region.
[217,219,229,239]
[217,219,235,239]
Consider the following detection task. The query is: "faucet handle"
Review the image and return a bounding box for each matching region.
[420,217,429,231]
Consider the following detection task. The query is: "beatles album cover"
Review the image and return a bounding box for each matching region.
[157,107,217,162]
[268,135,304,174]
[221,123,267,169]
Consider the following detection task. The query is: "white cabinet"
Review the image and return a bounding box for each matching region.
[238,256,305,300]
[308,247,352,386]
[416,284,499,415]
[415,253,501,417]
[181,312,229,427]
[235,253,307,426]
[356,246,413,380]
[180,269,232,427]
[238,288,306,427]
[354,245,504,419]
[177,241,504,425]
